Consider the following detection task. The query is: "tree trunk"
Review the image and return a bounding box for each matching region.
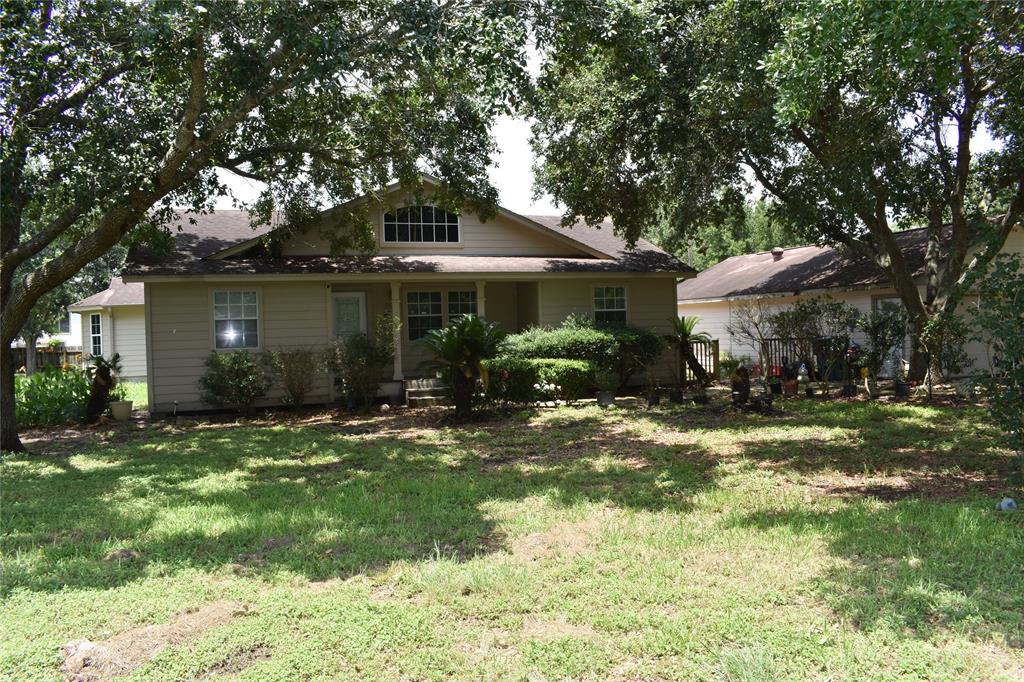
[23,333,39,375]
[683,343,712,387]
[1,346,25,452]
[452,372,473,420]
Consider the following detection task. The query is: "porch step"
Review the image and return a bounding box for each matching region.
[407,395,449,407]
[407,378,446,390]
[405,377,449,406]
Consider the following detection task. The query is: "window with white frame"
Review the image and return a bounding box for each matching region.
[213,291,259,349]
[407,291,443,340]
[447,291,477,319]
[594,286,627,326]
[89,313,102,356]
[383,205,460,243]
[57,313,71,335]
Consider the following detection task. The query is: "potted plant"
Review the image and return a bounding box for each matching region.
[730,365,751,406]
[767,373,783,395]
[595,369,618,407]
[781,360,799,397]
[893,359,912,398]
[109,383,133,421]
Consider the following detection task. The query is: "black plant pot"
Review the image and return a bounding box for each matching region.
[894,382,911,398]
[769,382,783,395]
[692,394,709,405]
[647,395,661,407]
[804,387,814,398]
[840,384,857,398]
[669,390,685,404]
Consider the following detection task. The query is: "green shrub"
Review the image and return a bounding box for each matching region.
[198,351,271,411]
[482,357,539,404]
[14,366,91,426]
[503,319,665,387]
[973,254,1024,474]
[263,347,322,406]
[532,358,596,401]
[482,357,597,404]
[502,324,618,366]
[325,314,398,410]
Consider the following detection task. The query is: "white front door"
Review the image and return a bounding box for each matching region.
[332,292,367,338]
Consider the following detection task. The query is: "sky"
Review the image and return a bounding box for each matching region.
[216,114,562,216]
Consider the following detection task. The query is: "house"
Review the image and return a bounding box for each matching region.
[123,178,693,413]
[10,311,81,351]
[677,224,1024,374]
[69,277,147,380]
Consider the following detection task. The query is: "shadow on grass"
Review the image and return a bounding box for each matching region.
[2,410,718,594]
[726,499,1024,643]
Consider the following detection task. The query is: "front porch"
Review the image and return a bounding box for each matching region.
[328,279,540,382]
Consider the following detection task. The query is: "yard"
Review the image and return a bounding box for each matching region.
[2,399,1022,680]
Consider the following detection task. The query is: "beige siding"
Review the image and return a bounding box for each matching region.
[112,307,147,380]
[539,276,679,385]
[282,206,586,257]
[149,281,331,412]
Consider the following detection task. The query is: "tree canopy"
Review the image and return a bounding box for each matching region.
[0,0,530,451]
[532,0,1024,379]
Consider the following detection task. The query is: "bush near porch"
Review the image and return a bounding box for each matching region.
[2,400,1021,680]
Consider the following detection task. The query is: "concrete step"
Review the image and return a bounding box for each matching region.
[406,387,449,399]
[407,378,446,390]
[408,395,448,407]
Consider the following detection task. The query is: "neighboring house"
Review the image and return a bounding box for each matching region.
[69,277,147,380]
[123,177,694,413]
[10,311,82,351]
[677,224,1024,375]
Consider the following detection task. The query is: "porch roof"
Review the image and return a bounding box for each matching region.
[124,251,686,278]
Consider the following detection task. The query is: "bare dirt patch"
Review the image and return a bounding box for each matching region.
[59,600,245,680]
[507,514,610,562]
[521,614,599,640]
[197,643,271,679]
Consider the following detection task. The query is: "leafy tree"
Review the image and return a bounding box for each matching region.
[858,308,908,398]
[972,254,1024,481]
[419,315,507,419]
[767,297,859,396]
[0,0,529,451]
[650,199,803,271]
[532,0,1024,384]
[17,246,126,374]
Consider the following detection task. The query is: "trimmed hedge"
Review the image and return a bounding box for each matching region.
[483,357,597,404]
[502,321,665,387]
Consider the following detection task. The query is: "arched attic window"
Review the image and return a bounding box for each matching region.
[382,205,460,243]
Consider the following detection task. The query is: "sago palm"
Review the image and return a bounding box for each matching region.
[668,315,713,388]
[419,315,507,418]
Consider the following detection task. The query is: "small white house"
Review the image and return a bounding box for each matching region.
[69,277,148,380]
[677,225,1024,375]
[10,310,82,351]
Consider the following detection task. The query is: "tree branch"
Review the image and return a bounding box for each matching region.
[0,203,88,275]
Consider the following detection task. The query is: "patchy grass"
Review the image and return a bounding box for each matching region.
[2,400,1022,680]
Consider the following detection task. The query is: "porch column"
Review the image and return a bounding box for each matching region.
[475,280,486,319]
[390,281,404,380]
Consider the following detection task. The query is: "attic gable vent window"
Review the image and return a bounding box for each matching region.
[383,206,459,244]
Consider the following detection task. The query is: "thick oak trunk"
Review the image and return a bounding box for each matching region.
[1,346,24,452]
[23,334,39,375]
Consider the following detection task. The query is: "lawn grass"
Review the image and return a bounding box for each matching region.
[116,381,148,411]
[2,400,1022,680]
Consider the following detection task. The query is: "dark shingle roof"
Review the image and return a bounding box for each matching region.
[677,228,936,301]
[124,209,691,277]
[69,277,144,309]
